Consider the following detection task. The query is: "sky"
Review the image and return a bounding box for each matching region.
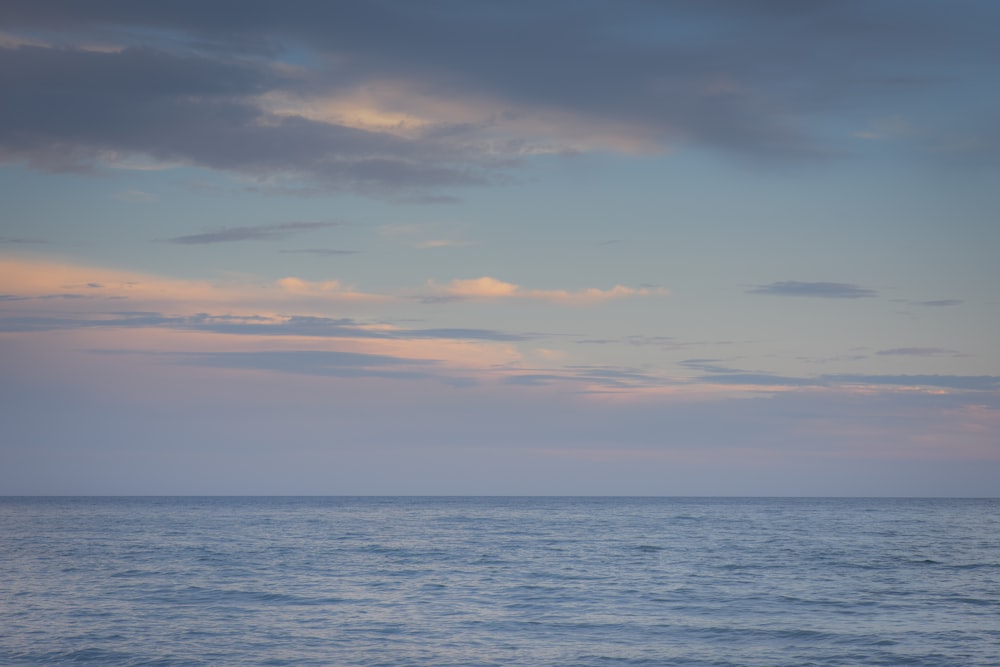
[2,0,999,496]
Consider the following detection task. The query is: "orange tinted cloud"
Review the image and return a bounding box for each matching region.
[0,256,387,313]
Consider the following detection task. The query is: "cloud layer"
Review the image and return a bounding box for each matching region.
[3,1,997,194]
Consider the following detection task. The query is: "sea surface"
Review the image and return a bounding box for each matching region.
[1,497,998,666]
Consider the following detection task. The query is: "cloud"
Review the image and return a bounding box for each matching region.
[414,239,473,249]
[499,362,673,390]
[748,281,877,299]
[679,358,746,374]
[911,299,963,307]
[279,249,358,256]
[696,370,1000,393]
[625,335,679,348]
[379,222,472,249]
[437,276,669,304]
[696,373,820,388]
[179,350,443,381]
[680,355,998,392]
[167,222,341,244]
[0,256,386,312]
[877,347,962,357]
[0,44,500,194]
[446,276,519,298]
[0,236,46,244]
[1,1,996,195]
[0,273,534,345]
[273,276,387,302]
[826,374,1000,392]
[0,256,666,316]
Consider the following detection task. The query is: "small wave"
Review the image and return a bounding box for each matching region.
[947,596,994,606]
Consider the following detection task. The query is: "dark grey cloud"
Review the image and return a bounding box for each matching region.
[748,281,877,299]
[2,0,996,193]
[0,44,498,193]
[166,221,340,244]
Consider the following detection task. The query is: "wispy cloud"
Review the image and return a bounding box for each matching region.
[414,239,474,249]
[274,276,387,302]
[435,276,669,305]
[911,299,963,307]
[695,373,819,388]
[379,223,472,250]
[182,350,437,381]
[624,336,679,348]
[680,359,746,374]
[0,236,46,244]
[695,370,999,392]
[0,256,385,310]
[827,374,1000,392]
[748,281,878,299]
[166,222,342,245]
[877,347,962,357]
[279,249,358,256]
[0,312,532,344]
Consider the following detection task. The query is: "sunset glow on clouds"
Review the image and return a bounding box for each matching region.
[437,277,668,304]
[1,1,998,495]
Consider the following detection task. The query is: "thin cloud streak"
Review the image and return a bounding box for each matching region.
[912,299,963,307]
[696,372,1000,393]
[877,348,962,357]
[182,349,438,381]
[437,276,669,305]
[279,249,359,256]
[748,281,878,299]
[167,222,342,244]
[0,236,47,244]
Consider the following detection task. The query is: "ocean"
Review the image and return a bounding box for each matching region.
[1,497,998,666]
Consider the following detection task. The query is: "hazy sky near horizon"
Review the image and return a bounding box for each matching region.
[2,1,999,495]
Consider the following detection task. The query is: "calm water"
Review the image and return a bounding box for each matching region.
[1,497,998,666]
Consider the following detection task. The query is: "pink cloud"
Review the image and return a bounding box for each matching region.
[438,276,669,304]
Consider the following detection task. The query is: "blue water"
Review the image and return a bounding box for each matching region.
[1,497,998,666]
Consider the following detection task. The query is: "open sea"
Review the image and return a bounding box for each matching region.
[1,497,998,666]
